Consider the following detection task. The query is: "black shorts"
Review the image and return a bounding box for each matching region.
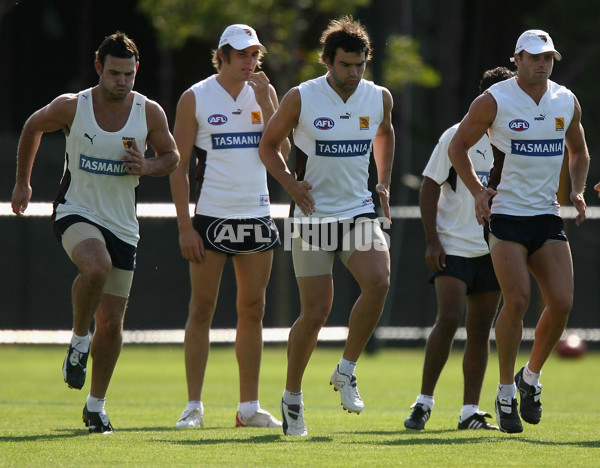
[430,254,500,295]
[53,215,137,270]
[193,215,280,255]
[489,214,567,256]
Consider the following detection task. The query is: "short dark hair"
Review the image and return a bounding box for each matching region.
[479,66,514,93]
[95,31,139,67]
[319,16,372,65]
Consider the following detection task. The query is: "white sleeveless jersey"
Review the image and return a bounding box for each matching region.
[488,77,574,216]
[191,75,270,218]
[55,88,147,246]
[422,124,491,257]
[293,76,384,220]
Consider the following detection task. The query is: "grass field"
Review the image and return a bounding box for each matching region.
[1,344,599,467]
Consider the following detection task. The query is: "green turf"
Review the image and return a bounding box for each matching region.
[1,344,598,467]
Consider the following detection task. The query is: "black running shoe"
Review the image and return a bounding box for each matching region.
[495,397,523,433]
[83,405,114,434]
[62,345,88,390]
[515,367,542,424]
[404,403,430,430]
[458,411,499,430]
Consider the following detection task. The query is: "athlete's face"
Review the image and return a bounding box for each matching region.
[95,55,138,101]
[326,49,366,98]
[222,45,261,81]
[514,51,554,86]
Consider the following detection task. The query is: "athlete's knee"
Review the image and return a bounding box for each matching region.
[188,299,216,325]
[298,305,330,331]
[237,296,266,323]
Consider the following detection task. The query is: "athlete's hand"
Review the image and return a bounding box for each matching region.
[247,72,271,108]
[178,224,205,263]
[376,183,391,224]
[11,183,32,216]
[474,187,496,225]
[595,182,600,198]
[289,180,315,216]
[571,190,586,226]
[122,140,148,176]
[425,239,446,272]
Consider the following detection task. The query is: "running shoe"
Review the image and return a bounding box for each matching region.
[515,367,542,424]
[83,405,113,434]
[404,403,430,430]
[235,409,282,428]
[457,411,499,430]
[280,399,308,436]
[330,366,364,413]
[175,408,204,428]
[62,345,89,390]
[495,397,523,433]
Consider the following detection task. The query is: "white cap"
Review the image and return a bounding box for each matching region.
[218,24,266,52]
[514,29,561,61]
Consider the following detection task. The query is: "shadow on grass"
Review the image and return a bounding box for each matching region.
[160,434,332,445]
[343,429,600,448]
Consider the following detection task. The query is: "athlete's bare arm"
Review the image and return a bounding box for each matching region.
[11,94,77,215]
[169,89,205,263]
[449,93,498,224]
[565,95,590,226]
[259,87,315,216]
[372,88,395,222]
[122,99,179,177]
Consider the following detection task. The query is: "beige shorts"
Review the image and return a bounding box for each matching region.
[62,222,134,298]
[292,218,388,277]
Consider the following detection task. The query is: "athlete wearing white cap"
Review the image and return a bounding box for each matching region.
[218,24,266,52]
[511,29,561,62]
[448,29,590,434]
[171,23,289,430]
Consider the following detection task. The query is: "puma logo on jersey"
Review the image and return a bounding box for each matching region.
[84,133,96,144]
[476,149,487,159]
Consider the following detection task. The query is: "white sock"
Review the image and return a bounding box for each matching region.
[460,405,479,422]
[238,400,260,419]
[71,331,90,353]
[186,401,203,413]
[416,394,435,411]
[523,362,541,387]
[338,358,356,376]
[497,383,516,400]
[86,394,106,413]
[283,390,303,405]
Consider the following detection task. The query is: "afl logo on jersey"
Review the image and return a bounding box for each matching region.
[208,114,228,125]
[509,119,529,131]
[314,117,335,130]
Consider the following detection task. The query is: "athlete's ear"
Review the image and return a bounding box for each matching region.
[94,60,103,77]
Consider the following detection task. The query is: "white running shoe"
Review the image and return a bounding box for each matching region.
[280,399,308,436]
[330,365,364,413]
[235,409,282,428]
[175,408,204,428]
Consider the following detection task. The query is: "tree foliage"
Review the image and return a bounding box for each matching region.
[137,0,439,92]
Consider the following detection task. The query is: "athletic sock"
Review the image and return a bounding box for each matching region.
[186,401,203,413]
[459,405,479,422]
[71,331,90,353]
[337,358,357,376]
[497,383,516,400]
[523,362,541,387]
[283,390,303,405]
[86,394,106,413]
[238,400,260,419]
[416,394,435,411]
